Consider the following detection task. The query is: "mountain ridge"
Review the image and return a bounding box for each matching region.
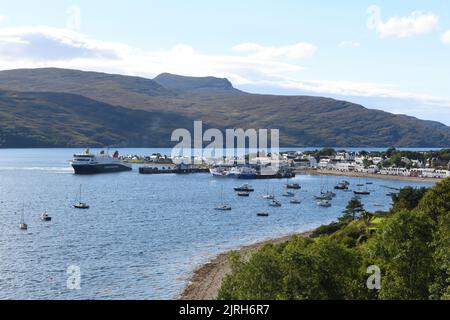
[0,67,449,148]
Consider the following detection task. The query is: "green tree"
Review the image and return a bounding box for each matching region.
[340,197,365,222]
[366,210,434,300]
[386,147,397,158]
[418,178,450,222]
[429,214,450,299]
[391,187,428,212]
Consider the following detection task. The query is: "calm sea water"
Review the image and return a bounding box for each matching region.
[0,148,435,299]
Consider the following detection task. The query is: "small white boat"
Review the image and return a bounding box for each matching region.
[269,199,282,207]
[262,194,275,200]
[282,191,295,197]
[290,198,301,204]
[40,211,52,221]
[317,200,331,207]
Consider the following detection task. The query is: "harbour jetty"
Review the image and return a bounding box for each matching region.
[139,166,209,174]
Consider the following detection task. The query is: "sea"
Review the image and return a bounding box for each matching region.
[0,148,436,299]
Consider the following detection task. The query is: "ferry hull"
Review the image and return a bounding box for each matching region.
[72,164,132,174]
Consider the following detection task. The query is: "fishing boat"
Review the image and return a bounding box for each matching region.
[237,167,258,179]
[268,199,282,207]
[215,186,232,210]
[234,184,254,192]
[317,199,331,207]
[73,185,90,209]
[290,198,301,204]
[18,205,28,230]
[209,164,234,177]
[40,211,52,221]
[286,183,301,189]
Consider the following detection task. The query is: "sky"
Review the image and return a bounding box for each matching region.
[0,0,450,123]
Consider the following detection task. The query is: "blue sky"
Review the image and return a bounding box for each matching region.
[1,1,450,123]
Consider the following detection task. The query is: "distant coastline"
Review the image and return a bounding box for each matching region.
[297,168,441,184]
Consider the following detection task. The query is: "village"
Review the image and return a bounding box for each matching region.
[119,148,450,179]
[285,149,450,179]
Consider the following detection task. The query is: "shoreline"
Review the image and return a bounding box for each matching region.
[296,168,442,184]
[179,171,440,300]
[179,231,312,300]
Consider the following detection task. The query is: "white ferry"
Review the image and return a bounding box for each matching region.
[71,148,132,174]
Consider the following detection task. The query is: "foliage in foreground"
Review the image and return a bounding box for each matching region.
[218,179,450,300]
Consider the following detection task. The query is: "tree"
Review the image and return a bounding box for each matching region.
[391,186,428,212]
[418,178,450,222]
[317,147,336,157]
[386,147,397,158]
[340,197,365,222]
[366,210,435,300]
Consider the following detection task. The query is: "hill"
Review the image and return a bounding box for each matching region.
[0,68,449,147]
[0,90,192,147]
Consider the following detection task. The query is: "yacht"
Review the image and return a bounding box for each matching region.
[215,186,232,210]
[354,190,371,195]
[71,148,132,174]
[282,191,295,197]
[290,198,302,204]
[18,205,28,230]
[315,194,332,201]
[286,183,301,189]
[73,185,90,209]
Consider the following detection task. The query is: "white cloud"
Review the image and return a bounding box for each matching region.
[442,30,450,44]
[0,26,305,83]
[0,15,6,23]
[0,26,126,61]
[367,5,439,38]
[0,25,449,121]
[232,42,317,60]
[338,41,360,48]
